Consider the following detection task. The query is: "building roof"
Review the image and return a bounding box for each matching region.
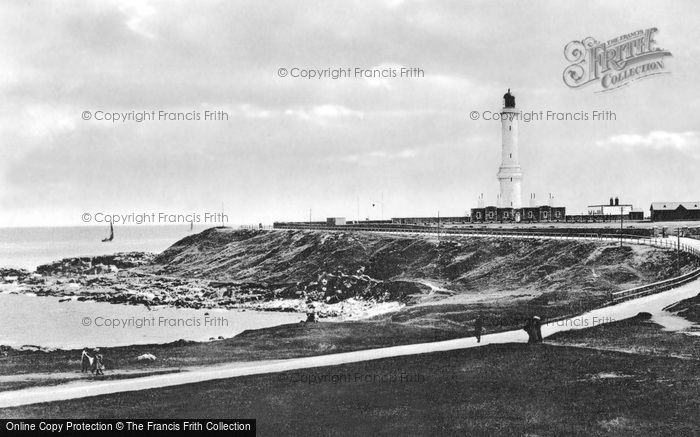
[650,202,700,210]
[588,204,633,207]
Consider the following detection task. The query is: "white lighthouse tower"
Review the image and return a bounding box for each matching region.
[497,89,523,210]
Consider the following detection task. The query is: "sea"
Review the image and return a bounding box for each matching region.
[0,225,305,348]
[0,225,211,270]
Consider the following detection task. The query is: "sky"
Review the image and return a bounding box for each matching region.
[1,0,699,227]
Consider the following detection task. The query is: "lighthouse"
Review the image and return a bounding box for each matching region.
[497,89,523,210]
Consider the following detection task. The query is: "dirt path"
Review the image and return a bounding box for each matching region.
[1,273,698,409]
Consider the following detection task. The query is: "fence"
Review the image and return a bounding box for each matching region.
[238,224,275,230]
[610,267,700,303]
[272,222,654,238]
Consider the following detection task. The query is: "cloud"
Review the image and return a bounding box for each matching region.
[5,104,76,141]
[596,131,700,153]
[284,104,364,125]
[235,104,273,119]
[2,1,700,226]
[119,1,157,39]
[332,148,419,164]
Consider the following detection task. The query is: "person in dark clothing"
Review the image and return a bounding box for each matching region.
[474,316,484,343]
[93,353,105,375]
[81,348,93,373]
[533,316,543,342]
[523,317,537,343]
[523,316,543,343]
[305,304,318,323]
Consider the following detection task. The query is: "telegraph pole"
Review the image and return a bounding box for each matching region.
[619,205,623,246]
[677,227,681,275]
[437,210,441,245]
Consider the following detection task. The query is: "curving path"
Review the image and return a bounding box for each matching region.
[1,236,698,409]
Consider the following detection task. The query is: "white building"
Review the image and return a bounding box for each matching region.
[497,89,523,210]
[588,197,633,216]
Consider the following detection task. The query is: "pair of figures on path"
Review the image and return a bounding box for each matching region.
[81,348,105,375]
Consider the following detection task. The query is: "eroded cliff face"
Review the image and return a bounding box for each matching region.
[4,228,693,317]
[148,228,694,304]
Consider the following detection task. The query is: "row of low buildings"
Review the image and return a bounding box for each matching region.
[469,205,566,223]
[391,216,471,225]
[468,197,638,224]
[467,197,700,223]
[320,199,699,227]
[313,199,700,228]
[309,197,699,229]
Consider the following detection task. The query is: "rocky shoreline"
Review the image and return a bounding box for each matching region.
[4,227,690,327]
[1,251,413,320]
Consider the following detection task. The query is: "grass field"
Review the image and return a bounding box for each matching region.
[2,315,699,436]
[548,312,700,359]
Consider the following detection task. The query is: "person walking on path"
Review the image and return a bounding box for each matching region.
[474,316,484,343]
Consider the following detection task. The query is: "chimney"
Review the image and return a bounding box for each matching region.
[530,193,537,207]
[615,197,619,206]
[609,197,614,206]
[478,193,484,208]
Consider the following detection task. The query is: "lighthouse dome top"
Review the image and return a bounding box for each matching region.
[503,89,515,108]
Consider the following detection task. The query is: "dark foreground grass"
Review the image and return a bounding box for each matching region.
[3,341,699,436]
[664,294,700,324]
[548,312,700,359]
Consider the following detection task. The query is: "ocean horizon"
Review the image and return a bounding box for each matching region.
[0,224,225,270]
